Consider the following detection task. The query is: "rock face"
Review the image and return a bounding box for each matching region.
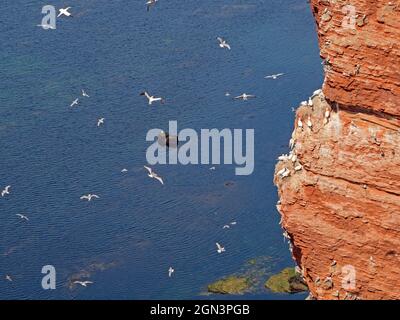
[274,0,400,300]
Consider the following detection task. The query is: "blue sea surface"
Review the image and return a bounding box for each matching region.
[0,0,323,299]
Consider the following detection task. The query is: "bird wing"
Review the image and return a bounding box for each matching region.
[217,37,224,43]
[144,166,152,174]
[155,176,164,185]
[234,95,243,99]
[225,44,231,50]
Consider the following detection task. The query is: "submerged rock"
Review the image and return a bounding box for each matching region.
[207,276,250,295]
[265,267,308,293]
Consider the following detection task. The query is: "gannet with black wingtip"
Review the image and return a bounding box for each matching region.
[74,280,93,287]
[297,117,303,129]
[16,214,29,221]
[312,89,322,99]
[277,167,290,179]
[278,154,289,161]
[144,166,164,185]
[80,194,100,201]
[1,185,10,197]
[307,116,313,129]
[81,89,90,98]
[168,267,174,277]
[140,91,165,105]
[216,242,225,254]
[97,118,105,127]
[58,7,72,17]
[294,164,303,172]
[217,37,231,50]
[70,98,79,107]
[234,93,256,101]
[289,138,295,150]
[264,73,284,80]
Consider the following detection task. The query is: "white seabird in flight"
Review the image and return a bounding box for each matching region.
[216,242,225,254]
[168,267,174,277]
[264,73,284,80]
[80,194,100,201]
[81,89,90,98]
[234,93,256,101]
[217,37,231,50]
[144,166,164,185]
[1,185,11,197]
[140,91,165,105]
[70,98,79,107]
[16,214,29,221]
[58,7,72,17]
[97,118,105,127]
[74,280,93,287]
[146,0,158,11]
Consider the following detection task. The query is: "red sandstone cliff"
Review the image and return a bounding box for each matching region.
[274,0,400,299]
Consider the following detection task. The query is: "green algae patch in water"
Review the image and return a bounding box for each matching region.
[265,267,308,293]
[207,276,250,295]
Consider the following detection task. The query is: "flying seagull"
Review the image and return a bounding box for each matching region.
[73,280,93,287]
[146,0,158,11]
[217,37,231,50]
[121,168,128,173]
[265,73,284,80]
[70,98,79,107]
[168,267,174,277]
[16,214,29,221]
[80,194,100,201]
[1,185,11,197]
[234,93,256,101]
[97,118,105,127]
[223,225,230,229]
[58,7,72,17]
[81,89,90,98]
[216,242,225,253]
[144,166,164,185]
[140,91,165,105]
[5,275,13,282]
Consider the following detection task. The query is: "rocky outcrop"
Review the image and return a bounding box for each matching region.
[274,0,400,300]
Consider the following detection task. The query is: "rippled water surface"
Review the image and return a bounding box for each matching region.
[0,0,323,299]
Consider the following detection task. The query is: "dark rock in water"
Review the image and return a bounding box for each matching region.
[265,267,308,293]
[224,181,235,187]
[207,276,250,295]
